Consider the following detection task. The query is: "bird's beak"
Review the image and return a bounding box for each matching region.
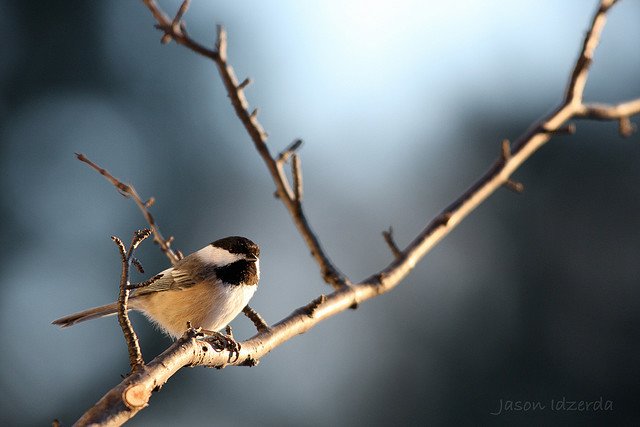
[246,255,258,263]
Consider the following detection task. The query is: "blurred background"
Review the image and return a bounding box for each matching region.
[1,0,639,425]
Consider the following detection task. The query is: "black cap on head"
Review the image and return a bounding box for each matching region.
[211,236,260,258]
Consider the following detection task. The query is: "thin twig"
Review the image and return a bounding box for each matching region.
[76,153,180,265]
[242,305,270,332]
[276,139,303,164]
[238,77,252,90]
[127,274,163,291]
[618,117,636,137]
[500,139,511,161]
[382,227,402,259]
[503,179,525,194]
[131,257,145,274]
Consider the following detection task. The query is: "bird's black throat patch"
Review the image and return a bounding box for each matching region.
[214,260,259,286]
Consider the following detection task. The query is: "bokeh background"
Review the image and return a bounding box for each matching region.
[1,0,639,425]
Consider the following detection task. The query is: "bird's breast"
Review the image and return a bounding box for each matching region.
[134,281,257,338]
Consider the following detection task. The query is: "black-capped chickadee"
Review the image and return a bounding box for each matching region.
[53,236,260,338]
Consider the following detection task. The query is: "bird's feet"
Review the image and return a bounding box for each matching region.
[201,326,241,362]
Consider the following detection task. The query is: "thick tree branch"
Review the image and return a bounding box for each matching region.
[73,1,639,425]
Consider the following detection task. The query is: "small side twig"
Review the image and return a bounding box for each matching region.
[237,77,252,90]
[382,227,402,259]
[500,139,512,161]
[242,305,269,332]
[503,179,525,194]
[112,229,153,372]
[131,257,145,274]
[276,139,304,164]
[618,116,636,137]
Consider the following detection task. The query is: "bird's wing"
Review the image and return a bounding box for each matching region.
[133,260,199,296]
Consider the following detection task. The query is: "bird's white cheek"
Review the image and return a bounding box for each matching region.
[196,245,243,265]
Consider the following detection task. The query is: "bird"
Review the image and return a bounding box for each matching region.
[52,236,260,339]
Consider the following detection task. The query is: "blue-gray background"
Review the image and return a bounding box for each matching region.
[1,1,639,425]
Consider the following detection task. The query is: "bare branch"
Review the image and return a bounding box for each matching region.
[76,153,181,265]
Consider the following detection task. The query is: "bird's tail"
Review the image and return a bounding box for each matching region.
[52,303,120,328]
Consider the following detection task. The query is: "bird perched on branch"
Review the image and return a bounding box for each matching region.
[53,236,260,338]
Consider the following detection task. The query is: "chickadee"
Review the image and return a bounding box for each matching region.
[53,236,260,338]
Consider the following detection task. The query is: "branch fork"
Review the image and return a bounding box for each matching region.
[111,229,160,373]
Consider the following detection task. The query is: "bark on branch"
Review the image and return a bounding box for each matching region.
[72,0,639,425]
